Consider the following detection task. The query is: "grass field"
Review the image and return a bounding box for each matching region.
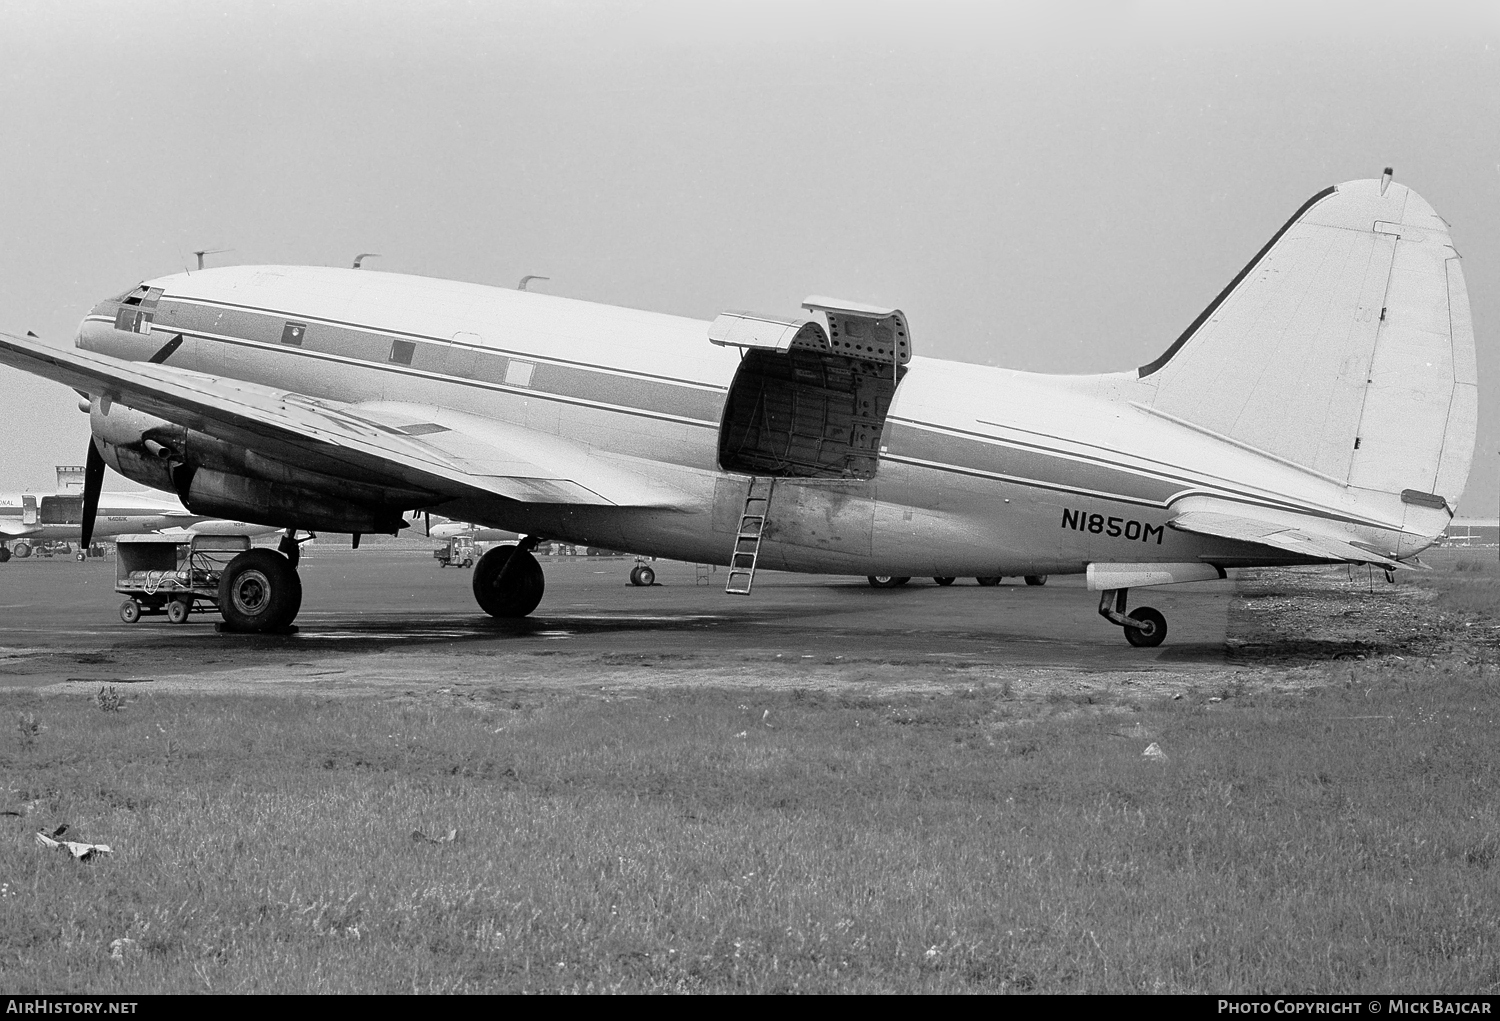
[4,559,1500,993]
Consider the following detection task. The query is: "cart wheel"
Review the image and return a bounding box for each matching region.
[167,599,191,624]
[463,558,473,569]
[119,600,141,624]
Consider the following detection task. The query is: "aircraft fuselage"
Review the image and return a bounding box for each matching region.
[74,265,1431,578]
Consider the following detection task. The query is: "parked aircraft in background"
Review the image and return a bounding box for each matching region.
[0,488,195,561]
[0,465,278,561]
[425,517,521,543]
[0,174,1474,643]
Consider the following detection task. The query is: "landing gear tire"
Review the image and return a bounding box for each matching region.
[167,599,191,624]
[630,565,655,587]
[0,547,10,563]
[975,576,1001,587]
[1024,575,1048,587]
[119,600,141,624]
[13,542,30,559]
[218,549,302,633]
[868,576,911,588]
[933,577,956,586]
[76,552,86,562]
[1123,607,1167,648]
[473,544,545,618]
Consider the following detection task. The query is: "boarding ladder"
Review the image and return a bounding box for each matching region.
[725,477,774,595]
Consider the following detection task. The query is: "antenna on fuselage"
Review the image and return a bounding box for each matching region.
[353,253,380,269]
[192,249,232,271]
[1380,167,1393,196]
[517,275,550,291]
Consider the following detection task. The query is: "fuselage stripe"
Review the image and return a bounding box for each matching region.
[155,296,729,391]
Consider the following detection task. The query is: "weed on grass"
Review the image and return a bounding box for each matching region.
[94,686,125,714]
[3,660,1500,994]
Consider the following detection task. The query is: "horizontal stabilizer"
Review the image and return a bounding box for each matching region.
[1168,510,1402,569]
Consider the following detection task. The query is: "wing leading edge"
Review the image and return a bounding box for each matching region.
[0,331,687,511]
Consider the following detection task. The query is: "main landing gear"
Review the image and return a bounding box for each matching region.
[219,548,303,633]
[473,537,545,618]
[1098,588,1167,648]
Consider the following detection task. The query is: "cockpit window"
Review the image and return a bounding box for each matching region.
[112,285,164,333]
[114,307,153,334]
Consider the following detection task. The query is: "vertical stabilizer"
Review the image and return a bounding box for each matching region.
[1139,178,1476,519]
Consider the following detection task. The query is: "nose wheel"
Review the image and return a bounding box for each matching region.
[1098,588,1167,648]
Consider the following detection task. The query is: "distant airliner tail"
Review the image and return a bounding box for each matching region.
[1138,176,1476,526]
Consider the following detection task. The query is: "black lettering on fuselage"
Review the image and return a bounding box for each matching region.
[1059,508,1163,544]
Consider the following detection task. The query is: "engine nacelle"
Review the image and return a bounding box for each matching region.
[91,398,183,494]
[183,468,407,534]
[88,397,423,533]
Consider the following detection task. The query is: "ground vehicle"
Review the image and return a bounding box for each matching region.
[115,534,251,623]
[434,535,478,568]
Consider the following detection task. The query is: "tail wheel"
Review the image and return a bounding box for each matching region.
[630,565,655,587]
[975,576,1002,587]
[1124,607,1167,648]
[472,545,545,618]
[868,576,911,588]
[933,577,956,586]
[1024,575,1048,586]
[218,549,302,632]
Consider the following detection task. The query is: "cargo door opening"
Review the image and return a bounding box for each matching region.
[710,298,912,481]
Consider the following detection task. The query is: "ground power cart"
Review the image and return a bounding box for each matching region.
[115,534,252,623]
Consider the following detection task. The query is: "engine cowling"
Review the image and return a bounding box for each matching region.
[88,397,422,534]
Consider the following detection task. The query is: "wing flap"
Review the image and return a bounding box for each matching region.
[0,331,686,509]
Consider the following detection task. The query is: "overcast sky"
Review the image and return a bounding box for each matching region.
[1,0,1496,515]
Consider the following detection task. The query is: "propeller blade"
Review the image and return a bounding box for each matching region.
[147,334,183,364]
[80,438,106,549]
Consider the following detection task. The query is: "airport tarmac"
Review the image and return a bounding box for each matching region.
[0,542,1240,693]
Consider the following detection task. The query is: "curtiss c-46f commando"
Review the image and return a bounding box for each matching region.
[0,174,1475,643]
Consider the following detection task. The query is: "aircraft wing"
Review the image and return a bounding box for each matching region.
[0,520,40,538]
[1167,509,1404,569]
[0,331,687,510]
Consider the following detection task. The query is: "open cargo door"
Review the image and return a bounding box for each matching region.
[711,297,911,480]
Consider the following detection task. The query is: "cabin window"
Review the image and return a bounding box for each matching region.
[281,322,307,346]
[389,339,416,365]
[504,360,534,387]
